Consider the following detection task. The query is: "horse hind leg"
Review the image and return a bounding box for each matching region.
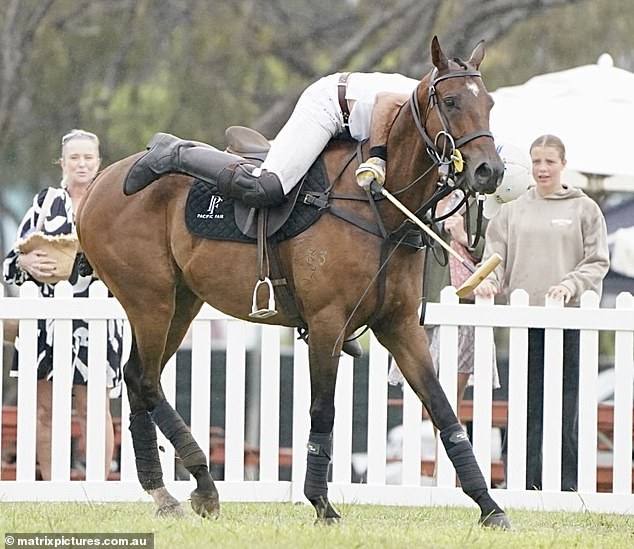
[150,286,219,518]
[126,286,218,518]
[128,378,218,518]
[125,340,183,517]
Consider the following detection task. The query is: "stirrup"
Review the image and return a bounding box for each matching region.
[248,277,278,319]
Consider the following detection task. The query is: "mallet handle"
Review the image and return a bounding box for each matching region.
[378,186,476,273]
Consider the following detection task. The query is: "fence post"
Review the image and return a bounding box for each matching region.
[224,320,246,481]
[290,336,310,503]
[471,295,495,487]
[613,292,634,494]
[506,289,529,490]
[366,335,388,485]
[258,324,281,481]
[436,287,459,488]
[15,282,39,481]
[577,291,600,492]
[50,282,74,481]
[85,282,108,481]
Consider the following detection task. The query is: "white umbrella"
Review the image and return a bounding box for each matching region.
[490,54,634,191]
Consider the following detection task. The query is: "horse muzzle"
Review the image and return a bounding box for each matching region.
[467,157,504,195]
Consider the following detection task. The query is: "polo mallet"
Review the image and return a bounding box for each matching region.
[375,184,501,297]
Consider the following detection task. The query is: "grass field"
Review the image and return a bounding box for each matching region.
[0,502,632,548]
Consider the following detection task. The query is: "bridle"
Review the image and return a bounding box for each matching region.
[404,66,496,247]
[410,67,495,173]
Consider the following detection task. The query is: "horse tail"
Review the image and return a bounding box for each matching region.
[77,252,94,277]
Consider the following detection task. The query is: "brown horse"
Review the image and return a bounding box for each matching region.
[77,37,509,528]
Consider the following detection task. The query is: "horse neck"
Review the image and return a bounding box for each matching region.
[384,99,437,216]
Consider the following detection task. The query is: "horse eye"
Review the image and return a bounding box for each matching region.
[443,97,457,108]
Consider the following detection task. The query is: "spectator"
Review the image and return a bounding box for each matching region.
[3,129,124,480]
[474,134,609,490]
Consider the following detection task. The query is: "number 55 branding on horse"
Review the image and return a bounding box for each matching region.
[76,36,509,528]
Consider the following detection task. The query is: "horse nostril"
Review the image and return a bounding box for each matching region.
[475,162,493,182]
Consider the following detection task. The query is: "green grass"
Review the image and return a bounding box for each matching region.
[0,502,632,548]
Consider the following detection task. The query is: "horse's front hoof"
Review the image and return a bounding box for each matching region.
[480,511,511,530]
[155,502,185,518]
[190,489,220,519]
[314,516,341,526]
[313,501,341,525]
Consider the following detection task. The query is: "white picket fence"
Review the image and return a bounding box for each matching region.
[0,281,633,515]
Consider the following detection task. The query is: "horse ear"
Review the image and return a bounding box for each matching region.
[430,35,449,72]
[467,40,486,69]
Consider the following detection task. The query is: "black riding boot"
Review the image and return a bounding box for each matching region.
[123,132,286,208]
[217,163,286,209]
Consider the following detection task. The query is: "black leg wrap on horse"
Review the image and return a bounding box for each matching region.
[304,431,332,502]
[441,423,507,526]
[440,424,495,503]
[129,411,164,491]
[151,399,208,472]
[304,431,340,520]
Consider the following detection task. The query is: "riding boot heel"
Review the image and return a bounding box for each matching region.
[123,132,186,195]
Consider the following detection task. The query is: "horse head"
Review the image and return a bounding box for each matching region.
[404,36,503,197]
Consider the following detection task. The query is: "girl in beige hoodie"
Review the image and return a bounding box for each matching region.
[474,134,609,491]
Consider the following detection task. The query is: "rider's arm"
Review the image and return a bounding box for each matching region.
[368,92,409,160]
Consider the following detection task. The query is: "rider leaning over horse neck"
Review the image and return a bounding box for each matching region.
[124,72,420,205]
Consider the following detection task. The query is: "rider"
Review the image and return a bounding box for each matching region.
[124,72,419,207]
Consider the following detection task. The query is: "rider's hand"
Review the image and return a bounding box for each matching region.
[17,249,58,280]
[356,157,386,189]
[473,279,498,299]
[546,284,572,304]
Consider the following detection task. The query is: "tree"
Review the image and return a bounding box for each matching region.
[0,0,630,216]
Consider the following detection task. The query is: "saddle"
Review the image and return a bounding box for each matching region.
[185,126,363,357]
[225,126,303,239]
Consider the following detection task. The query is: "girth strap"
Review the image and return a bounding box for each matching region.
[267,238,308,331]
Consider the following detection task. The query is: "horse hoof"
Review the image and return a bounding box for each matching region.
[155,502,185,518]
[190,489,220,519]
[480,512,511,530]
[313,503,341,525]
[314,516,341,526]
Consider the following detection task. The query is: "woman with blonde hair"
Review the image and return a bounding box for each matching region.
[3,129,123,480]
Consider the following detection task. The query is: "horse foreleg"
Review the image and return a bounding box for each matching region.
[439,422,509,528]
[374,322,510,529]
[303,326,343,524]
[305,431,339,522]
[150,399,219,518]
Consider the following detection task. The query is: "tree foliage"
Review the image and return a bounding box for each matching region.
[1,0,632,226]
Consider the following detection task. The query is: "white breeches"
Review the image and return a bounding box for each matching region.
[260,74,344,194]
